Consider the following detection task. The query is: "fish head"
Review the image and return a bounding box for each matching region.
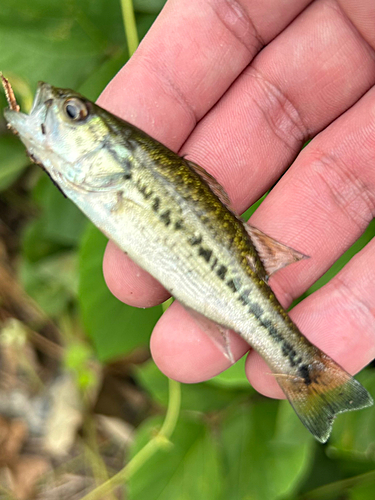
[4,82,126,194]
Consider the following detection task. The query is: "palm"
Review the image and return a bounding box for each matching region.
[98,0,375,399]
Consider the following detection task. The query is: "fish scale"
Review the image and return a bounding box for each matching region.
[2,78,372,442]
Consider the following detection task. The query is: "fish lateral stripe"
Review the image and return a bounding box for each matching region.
[136,180,153,199]
[226,279,237,292]
[216,265,227,280]
[160,209,171,226]
[210,257,218,270]
[198,246,212,263]
[152,196,160,212]
[189,235,202,246]
[174,219,183,230]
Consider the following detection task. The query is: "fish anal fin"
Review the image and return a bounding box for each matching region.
[184,307,235,364]
[185,159,232,209]
[245,224,309,277]
[274,354,373,443]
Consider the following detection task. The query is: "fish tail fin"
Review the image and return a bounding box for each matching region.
[274,354,373,443]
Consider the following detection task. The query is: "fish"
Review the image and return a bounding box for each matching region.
[2,77,373,442]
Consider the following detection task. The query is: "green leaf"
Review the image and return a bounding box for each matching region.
[78,49,128,101]
[135,359,250,413]
[0,0,129,101]
[349,477,375,500]
[37,175,88,245]
[78,223,162,361]
[128,415,224,500]
[208,355,250,388]
[22,218,67,263]
[22,174,88,261]
[136,13,159,40]
[19,251,78,317]
[78,0,127,47]
[329,369,375,457]
[221,400,313,500]
[242,194,267,221]
[134,0,167,14]
[0,7,101,93]
[0,134,28,191]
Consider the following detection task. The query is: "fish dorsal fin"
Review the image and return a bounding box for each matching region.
[245,224,309,277]
[186,159,232,208]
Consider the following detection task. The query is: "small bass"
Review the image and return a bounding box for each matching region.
[2,78,372,442]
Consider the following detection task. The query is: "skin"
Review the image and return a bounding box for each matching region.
[98,0,375,399]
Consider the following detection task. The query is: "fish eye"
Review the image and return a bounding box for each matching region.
[63,97,89,122]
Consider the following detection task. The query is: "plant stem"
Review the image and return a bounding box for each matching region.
[159,378,181,438]
[79,378,181,500]
[120,0,139,57]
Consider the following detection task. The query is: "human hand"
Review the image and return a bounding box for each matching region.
[98,0,375,399]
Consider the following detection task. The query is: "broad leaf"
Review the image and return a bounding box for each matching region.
[330,369,375,456]
[0,135,28,191]
[22,174,88,262]
[221,400,313,500]
[349,479,375,500]
[208,355,251,389]
[0,6,101,93]
[20,251,78,317]
[128,415,223,500]
[134,0,167,14]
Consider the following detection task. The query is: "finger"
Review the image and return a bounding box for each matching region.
[150,300,249,383]
[182,0,375,211]
[338,0,375,48]
[250,84,375,307]
[246,235,375,398]
[98,0,312,147]
[100,0,312,307]
[150,84,375,385]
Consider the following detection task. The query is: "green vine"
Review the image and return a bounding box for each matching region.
[120,0,139,57]
[80,378,181,500]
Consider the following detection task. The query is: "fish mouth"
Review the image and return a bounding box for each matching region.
[3,82,53,144]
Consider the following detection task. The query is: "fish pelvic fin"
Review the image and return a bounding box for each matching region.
[184,307,235,364]
[274,354,373,443]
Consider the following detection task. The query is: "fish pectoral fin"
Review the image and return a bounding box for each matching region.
[185,159,233,209]
[245,224,309,277]
[184,307,235,364]
[274,355,373,443]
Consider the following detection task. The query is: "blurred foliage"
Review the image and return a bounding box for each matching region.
[128,415,225,500]
[0,1,375,499]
